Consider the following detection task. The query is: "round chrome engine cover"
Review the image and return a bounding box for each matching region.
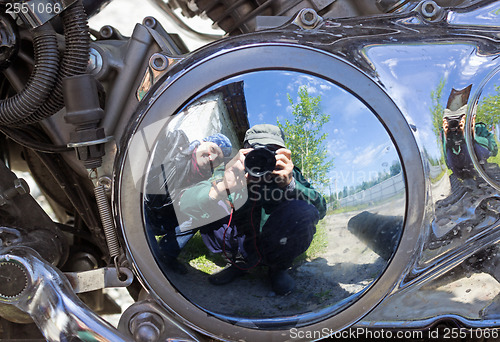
[115,40,425,340]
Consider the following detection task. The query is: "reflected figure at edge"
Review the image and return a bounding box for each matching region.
[442,110,497,180]
[145,129,232,274]
[179,124,326,295]
[441,86,498,181]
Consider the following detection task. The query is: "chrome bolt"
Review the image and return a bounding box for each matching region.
[299,8,319,27]
[88,48,103,74]
[130,312,164,342]
[420,0,440,19]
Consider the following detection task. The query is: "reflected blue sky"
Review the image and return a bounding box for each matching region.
[207,71,400,191]
[364,43,500,161]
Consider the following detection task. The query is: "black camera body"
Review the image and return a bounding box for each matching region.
[445,115,465,147]
[244,146,276,177]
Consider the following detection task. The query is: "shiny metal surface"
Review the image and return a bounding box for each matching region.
[143,69,405,320]
[447,0,500,26]
[64,266,133,293]
[116,41,424,340]
[114,0,500,337]
[0,246,130,342]
[315,0,500,329]
[118,300,202,341]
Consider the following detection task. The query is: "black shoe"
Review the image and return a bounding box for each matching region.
[269,268,295,295]
[163,256,188,275]
[209,264,247,285]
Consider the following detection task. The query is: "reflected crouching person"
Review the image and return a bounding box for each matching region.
[144,129,232,274]
[179,124,326,295]
[442,110,497,180]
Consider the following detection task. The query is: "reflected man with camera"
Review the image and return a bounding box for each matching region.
[179,124,326,295]
[442,108,497,180]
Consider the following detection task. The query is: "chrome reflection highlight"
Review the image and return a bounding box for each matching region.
[350,0,500,329]
[0,246,129,342]
[114,0,500,337]
[467,68,500,191]
[143,71,406,323]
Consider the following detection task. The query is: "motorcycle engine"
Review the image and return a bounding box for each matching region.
[1,0,500,341]
[115,0,500,340]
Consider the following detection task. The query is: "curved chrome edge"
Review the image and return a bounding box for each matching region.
[356,314,500,329]
[115,41,424,341]
[0,246,132,342]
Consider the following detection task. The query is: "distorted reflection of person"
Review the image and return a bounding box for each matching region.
[442,108,498,181]
[179,124,326,295]
[144,129,232,274]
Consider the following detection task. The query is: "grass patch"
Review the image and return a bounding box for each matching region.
[488,149,500,165]
[177,217,330,272]
[178,232,225,274]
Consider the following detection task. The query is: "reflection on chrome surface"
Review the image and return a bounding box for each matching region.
[114,1,500,336]
[356,3,500,327]
[142,71,405,321]
[468,70,500,191]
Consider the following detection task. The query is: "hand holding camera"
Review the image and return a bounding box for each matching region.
[209,149,250,200]
[244,146,293,188]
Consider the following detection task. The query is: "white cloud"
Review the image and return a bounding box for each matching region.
[305,85,318,94]
[286,74,333,97]
[352,142,391,168]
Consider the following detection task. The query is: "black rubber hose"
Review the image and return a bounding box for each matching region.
[0,126,73,153]
[0,23,59,125]
[15,0,90,125]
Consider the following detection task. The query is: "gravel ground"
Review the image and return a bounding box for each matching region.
[165,197,405,320]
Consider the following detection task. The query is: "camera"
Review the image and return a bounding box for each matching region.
[244,146,276,177]
[444,114,465,147]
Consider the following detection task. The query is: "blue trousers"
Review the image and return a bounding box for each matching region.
[200,200,319,269]
[446,141,490,179]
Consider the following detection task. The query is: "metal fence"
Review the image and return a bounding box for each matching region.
[337,173,405,208]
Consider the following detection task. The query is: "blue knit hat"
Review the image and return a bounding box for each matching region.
[203,133,232,157]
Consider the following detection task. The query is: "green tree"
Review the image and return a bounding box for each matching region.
[476,85,500,129]
[389,160,402,176]
[431,79,446,143]
[278,86,333,191]
[429,79,447,165]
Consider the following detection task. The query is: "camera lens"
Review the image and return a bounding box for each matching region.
[244,147,276,177]
[448,119,459,130]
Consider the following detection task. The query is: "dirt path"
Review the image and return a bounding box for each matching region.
[166,204,400,319]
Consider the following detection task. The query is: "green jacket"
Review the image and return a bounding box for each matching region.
[179,167,327,233]
[441,122,498,157]
[474,122,498,156]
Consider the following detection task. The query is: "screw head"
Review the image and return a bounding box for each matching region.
[150,53,168,71]
[300,9,318,27]
[88,48,103,74]
[421,0,440,18]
